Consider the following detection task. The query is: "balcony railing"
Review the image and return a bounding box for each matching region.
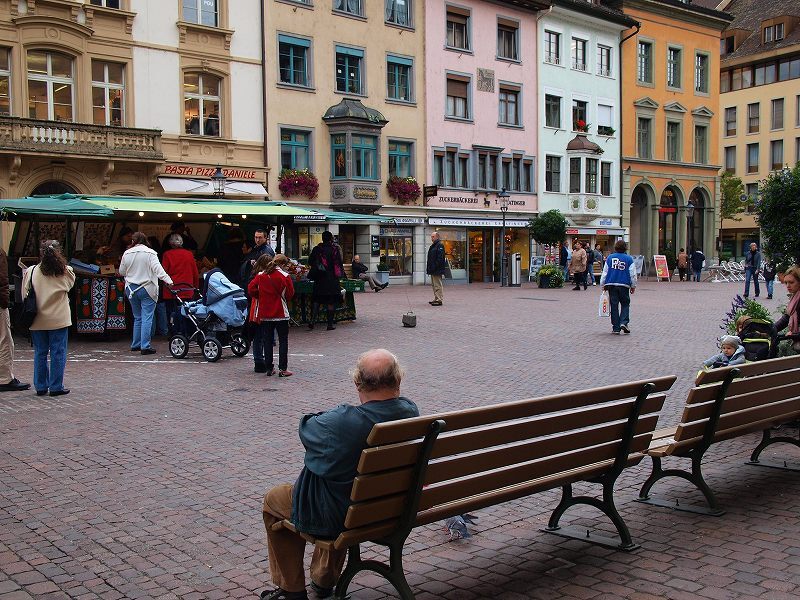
[0,117,163,161]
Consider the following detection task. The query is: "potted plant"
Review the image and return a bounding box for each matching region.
[278,168,319,200]
[574,119,591,133]
[375,261,390,285]
[598,125,615,136]
[386,176,422,204]
[536,264,565,289]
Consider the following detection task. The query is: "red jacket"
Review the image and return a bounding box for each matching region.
[161,248,199,300]
[247,268,295,322]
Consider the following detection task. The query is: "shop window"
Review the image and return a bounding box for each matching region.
[694,125,708,164]
[569,157,581,193]
[332,134,347,178]
[90,0,121,7]
[446,76,470,119]
[498,86,520,126]
[747,143,759,173]
[545,155,561,192]
[436,228,466,274]
[91,60,125,126]
[335,46,364,95]
[748,102,759,133]
[724,107,736,136]
[388,140,412,177]
[694,53,709,93]
[725,146,736,173]
[379,227,413,275]
[184,73,221,136]
[183,0,218,27]
[667,46,681,89]
[637,40,653,84]
[0,48,11,116]
[585,158,598,194]
[297,226,325,259]
[771,140,783,170]
[637,117,652,159]
[544,30,560,65]
[446,9,470,51]
[352,135,377,179]
[666,121,681,162]
[545,94,561,128]
[476,151,498,189]
[279,34,311,87]
[497,22,518,61]
[771,98,784,130]
[601,162,612,196]
[27,50,74,122]
[572,99,587,131]
[334,0,363,17]
[597,45,611,77]
[385,0,411,27]
[387,55,412,102]
[571,37,587,71]
[280,129,310,170]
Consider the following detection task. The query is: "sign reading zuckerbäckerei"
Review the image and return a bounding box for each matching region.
[653,255,671,281]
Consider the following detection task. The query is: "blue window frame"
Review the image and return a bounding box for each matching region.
[352,135,377,179]
[388,140,412,177]
[280,129,310,170]
[335,46,363,94]
[278,35,310,87]
[387,55,412,102]
[331,134,347,178]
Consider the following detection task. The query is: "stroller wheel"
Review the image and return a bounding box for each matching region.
[202,337,222,362]
[169,335,189,359]
[230,333,250,357]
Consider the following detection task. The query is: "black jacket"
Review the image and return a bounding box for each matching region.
[690,250,705,271]
[560,246,568,267]
[426,240,446,276]
[351,261,368,277]
[240,242,275,284]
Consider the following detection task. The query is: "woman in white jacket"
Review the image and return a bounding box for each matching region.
[119,232,173,355]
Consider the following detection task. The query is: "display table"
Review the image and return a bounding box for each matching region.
[74,275,128,334]
[290,279,356,325]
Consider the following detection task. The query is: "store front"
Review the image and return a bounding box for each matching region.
[378,226,413,276]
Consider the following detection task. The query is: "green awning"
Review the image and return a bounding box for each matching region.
[296,207,394,223]
[0,196,114,218]
[84,196,316,217]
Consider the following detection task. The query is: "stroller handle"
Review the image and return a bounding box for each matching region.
[168,284,198,296]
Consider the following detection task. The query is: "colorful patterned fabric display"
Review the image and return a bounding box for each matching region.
[75,276,127,333]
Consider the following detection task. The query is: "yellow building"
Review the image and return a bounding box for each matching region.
[610,0,732,263]
[715,0,800,260]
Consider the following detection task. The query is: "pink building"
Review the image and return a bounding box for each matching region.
[423,0,549,283]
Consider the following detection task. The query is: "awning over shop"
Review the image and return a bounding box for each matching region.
[293,207,394,224]
[0,196,114,219]
[158,177,268,197]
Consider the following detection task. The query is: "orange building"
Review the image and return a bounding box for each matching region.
[609,0,732,263]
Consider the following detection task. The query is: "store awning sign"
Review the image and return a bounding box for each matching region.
[158,177,267,196]
[294,214,327,222]
[429,217,530,227]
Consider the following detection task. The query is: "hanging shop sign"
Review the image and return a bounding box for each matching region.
[370,235,380,257]
[423,186,438,198]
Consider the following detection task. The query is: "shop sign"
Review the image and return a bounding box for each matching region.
[380,227,413,236]
[294,214,326,222]
[391,217,424,224]
[598,218,613,226]
[423,185,438,198]
[370,235,380,257]
[435,196,479,205]
[429,217,530,227]
[426,195,536,211]
[164,164,260,179]
[566,228,579,234]
[353,186,378,200]
[596,230,607,235]
[653,255,671,281]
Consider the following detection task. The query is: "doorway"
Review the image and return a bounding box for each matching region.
[468,229,494,283]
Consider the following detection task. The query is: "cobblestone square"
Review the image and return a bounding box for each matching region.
[2,279,799,600]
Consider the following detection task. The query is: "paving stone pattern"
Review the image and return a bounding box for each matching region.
[1,279,799,599]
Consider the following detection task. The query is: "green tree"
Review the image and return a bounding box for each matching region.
[720,171,746,221]
[755,164,800,270]
[528,209,568,246]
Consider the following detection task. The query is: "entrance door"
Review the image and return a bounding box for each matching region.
[468,229,494,283]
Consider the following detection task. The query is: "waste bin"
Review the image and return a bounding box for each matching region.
[510,253,522,287]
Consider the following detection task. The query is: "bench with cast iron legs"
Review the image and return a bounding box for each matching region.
[637,355,800,516]
[271,376,676,599]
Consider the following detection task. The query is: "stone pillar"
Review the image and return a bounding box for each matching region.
[677,205,688,254]
[648,203,659,260]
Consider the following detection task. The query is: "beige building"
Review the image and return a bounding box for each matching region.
[714,0,800,259]
[264,0,425,271]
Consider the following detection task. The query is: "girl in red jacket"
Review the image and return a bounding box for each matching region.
[247,254,295,376]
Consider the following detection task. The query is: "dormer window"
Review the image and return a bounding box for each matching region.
[721,36,734,55]
[763,23,784,43]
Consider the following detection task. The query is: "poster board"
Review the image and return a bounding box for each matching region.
[653,255,671,281]
[529,255,545,278]
[633,255,645,276]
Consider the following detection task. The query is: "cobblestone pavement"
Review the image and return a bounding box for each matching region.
[2,278,799,600]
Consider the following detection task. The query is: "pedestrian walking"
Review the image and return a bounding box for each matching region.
[570,241,587,291]
[119,233,173,355]
[22,241,75,396]
[763,260,776,299]
[677,248,689,281]
[743,242,761,298]
[0,247,30,392]
[560,242,569,283]
[248,254,295,377]
[599,239,637,335]
[307,231,345,330]
[690,248,705,282]
[584,242,595,287]
[426,231,446,306]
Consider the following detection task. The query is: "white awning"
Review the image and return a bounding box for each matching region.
[158,177,268,197]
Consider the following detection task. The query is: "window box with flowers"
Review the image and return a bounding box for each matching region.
[278,168,319,200]
[386,176,421,204]
[574,120,591,133]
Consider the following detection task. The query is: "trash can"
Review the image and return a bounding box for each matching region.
[510,253,522,287]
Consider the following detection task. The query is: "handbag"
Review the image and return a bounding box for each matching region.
[21,265,38,329]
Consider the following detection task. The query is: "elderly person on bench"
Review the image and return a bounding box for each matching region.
[260,349,419,600]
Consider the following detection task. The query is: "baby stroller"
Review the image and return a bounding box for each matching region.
[738,317,778,362]
[168,269,251,362]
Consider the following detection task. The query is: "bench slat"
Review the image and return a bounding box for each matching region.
[344,434,651,529]
[351,415,660,502]
[675,396,800,443]
[358,394,666,475]
[366,376,676,445]
[682,381,800,423]
[694,355,800,385]
[687,367,800,406]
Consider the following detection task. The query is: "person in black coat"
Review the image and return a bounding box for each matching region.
[426,231,446,306]
[690,249,705,282]
[560,242,569,282]
[308,231,345,330]
[240,228,275,286]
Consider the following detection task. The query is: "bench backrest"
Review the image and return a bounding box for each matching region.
[672,355,800,452]
[334,376,675,548]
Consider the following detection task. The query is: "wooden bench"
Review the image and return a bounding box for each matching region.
[271,376,675,599]
[636,355,800,516]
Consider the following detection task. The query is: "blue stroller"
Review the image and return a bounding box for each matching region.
[168,268,251,362]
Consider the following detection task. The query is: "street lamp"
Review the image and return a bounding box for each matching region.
[211,165,227,198]
[686,201,695,252]
[498,187,510,287]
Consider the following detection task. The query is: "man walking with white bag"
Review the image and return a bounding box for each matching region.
[599,240,637,335]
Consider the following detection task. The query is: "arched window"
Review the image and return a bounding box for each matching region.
[27,50,74,121]
[184,73,221,137]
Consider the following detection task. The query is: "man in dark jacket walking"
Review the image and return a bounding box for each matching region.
[0,248,30,392]
[743,242,762,298]
[240,228,275,285]
[426,231,446,306]
[690,248,705,282]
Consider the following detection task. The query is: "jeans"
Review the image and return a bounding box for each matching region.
[152,301,169,336]
[30,327,69,393]
[608,286,631,332]
[562,265,569,281]
[744,268,760,297]
[263,320,289,371]
[127,285,156,350]
[252,323,266,362]
[766,279,775,297]
[693,269,702,282]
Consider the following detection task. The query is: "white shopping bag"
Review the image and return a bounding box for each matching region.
[598,291,610,318]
